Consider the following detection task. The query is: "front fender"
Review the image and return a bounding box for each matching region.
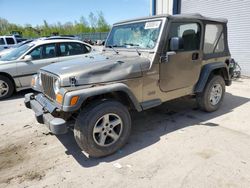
[62,83,142,112]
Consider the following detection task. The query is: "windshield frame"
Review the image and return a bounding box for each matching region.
[105,17,166,52]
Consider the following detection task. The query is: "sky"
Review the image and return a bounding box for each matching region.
[0,0,151,26]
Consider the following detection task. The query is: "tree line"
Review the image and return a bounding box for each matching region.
[0,11,110,38]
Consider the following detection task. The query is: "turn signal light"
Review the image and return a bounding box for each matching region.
[70,96,79,106]
[56,93,63,104]
[31,77,35,87]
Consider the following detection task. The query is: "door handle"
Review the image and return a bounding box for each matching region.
[192,52,199,60]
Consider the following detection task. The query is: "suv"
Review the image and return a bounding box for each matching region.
[0,35,20,51]
[25,14,233,157]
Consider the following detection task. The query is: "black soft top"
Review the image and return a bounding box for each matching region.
[115,13,227,25]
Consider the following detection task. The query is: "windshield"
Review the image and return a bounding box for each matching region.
[106,20,162,49]
[0,43,34,61]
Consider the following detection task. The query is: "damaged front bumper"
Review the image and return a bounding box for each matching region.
[24,93,68,135]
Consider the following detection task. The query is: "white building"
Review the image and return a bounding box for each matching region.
[151,0,250,76]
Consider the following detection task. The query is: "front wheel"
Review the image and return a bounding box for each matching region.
[74,100,131,158]
[197,75,225,112]
[0,75,14,100]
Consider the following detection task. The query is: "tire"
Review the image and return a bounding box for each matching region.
[0,75,14,100]
[74,100,131,158]
[197,75,225,112]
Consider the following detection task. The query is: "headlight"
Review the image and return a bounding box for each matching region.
[38,73,42,86]
[53,79,60,94]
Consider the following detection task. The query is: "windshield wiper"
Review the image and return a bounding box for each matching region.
[106,45,119,54]
[123,43,139,47]
[123,43,141,56]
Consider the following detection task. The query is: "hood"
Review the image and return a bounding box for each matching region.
[41,52,151,86]
[0,60,14,65]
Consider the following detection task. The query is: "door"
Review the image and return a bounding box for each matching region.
[160,22,202,92]
[17,43,59,87]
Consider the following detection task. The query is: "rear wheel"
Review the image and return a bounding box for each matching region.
[0,75,14,100]
[197,75,225,112]
[74,100,131,158]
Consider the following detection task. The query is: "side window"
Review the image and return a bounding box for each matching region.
[29,46,42,60]
[68,42,89,55]
[85,45,91,52]
[6,37,15,45]
[42,44,56,58]
[168,22,201,51]
[204,24,224,54]
[0,38,5,45]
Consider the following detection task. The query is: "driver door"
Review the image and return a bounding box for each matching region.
[159,22,202,92]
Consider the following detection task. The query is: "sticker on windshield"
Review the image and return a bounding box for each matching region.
[144,21,161,29]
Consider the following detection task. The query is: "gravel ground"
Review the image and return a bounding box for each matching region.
[0,78,250,188]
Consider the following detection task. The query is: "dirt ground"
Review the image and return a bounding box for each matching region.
[0,78,250,188]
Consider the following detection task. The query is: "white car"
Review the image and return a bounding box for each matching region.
[0,39,92,99]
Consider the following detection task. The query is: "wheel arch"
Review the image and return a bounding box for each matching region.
[63,83,142,112]
[0,72,16,91]
[195,62,231,93]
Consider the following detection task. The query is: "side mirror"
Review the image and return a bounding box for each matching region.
[169,37,184,51]
[23,55,32,62]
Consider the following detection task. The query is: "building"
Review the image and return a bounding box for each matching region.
[151,0,250,76]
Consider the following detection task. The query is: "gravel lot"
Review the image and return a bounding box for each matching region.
[0,78,250,188]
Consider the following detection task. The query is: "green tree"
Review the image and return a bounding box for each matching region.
[96,11,110,32]
[0,12,110,38]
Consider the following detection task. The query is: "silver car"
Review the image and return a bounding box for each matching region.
[0,39,92,99]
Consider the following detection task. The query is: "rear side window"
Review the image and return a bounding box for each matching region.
[6,37,15,45]
[59,42,90,56]
[204,24,224,54]
[0,38,5,45]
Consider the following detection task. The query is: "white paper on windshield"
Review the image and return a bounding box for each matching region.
[144,21,161,29]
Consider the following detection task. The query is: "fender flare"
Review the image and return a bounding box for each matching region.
[62,83,142,112]
[195,62,230,93]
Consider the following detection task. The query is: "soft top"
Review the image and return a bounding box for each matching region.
[114,13,227,25]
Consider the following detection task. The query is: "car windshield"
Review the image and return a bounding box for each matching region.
[106,20,162,49]
[0,43,34,61]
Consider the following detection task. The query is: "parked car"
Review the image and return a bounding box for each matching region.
[0,39,92,99]
[25,14,233,157]
[0,35,23,51]
[0,39,34,58]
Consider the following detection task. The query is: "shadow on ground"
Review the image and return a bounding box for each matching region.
[55,92,249,167]
[2,89,35,101]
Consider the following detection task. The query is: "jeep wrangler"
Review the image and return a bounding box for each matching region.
[25,14,233,157]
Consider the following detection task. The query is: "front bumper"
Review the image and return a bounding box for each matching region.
[24,93,68,135]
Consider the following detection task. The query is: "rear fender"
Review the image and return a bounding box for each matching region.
[195,62,231,93]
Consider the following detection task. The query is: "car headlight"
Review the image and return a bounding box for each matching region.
[53,79,60,94]
[38,73,42,86]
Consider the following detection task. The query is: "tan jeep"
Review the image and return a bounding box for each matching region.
[25,14,233,157]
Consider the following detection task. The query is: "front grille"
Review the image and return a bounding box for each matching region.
[40,72,56,100]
